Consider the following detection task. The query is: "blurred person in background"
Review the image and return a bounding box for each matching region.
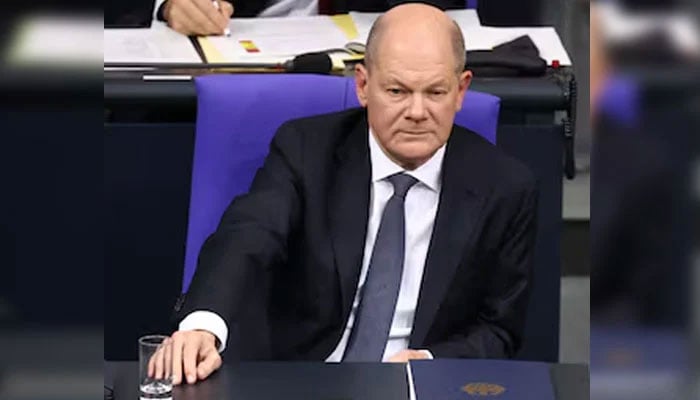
[590,2,698,398]
[589,2,682,326]
[590,2,699,398]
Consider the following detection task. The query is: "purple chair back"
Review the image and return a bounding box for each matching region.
[185,74,500,292]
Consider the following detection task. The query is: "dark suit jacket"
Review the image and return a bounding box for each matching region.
[178,108,538,360]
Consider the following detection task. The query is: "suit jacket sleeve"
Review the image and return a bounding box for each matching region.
[156,0,258,21]
[428,180,538,358]
[176,121,303,331]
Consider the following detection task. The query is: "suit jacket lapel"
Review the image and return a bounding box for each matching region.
[327,114,371,317]
[410,128,488,347]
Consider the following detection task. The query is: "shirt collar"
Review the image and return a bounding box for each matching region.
[368,128,444,192]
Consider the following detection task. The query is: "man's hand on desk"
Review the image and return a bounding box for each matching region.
[149,330,222,385]
[163,0,233,36]
[387,349,433,363]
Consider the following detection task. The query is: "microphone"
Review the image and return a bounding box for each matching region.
[105,52,335,75]
[283,52,333,74]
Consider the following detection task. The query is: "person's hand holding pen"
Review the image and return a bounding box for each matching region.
[162,0,233,36]
[211,0,232,36]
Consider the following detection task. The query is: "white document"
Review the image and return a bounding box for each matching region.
[445,9,482,30]
[348,12,381,45]
[347,10,569,66]
[351,9,481,45]
[463,26,571,65]
[207,16,351,61]
[104,22,201,64]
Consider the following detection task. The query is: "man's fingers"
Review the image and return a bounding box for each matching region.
[166,331,219,385]
[182,339,200,384]
[164,0,192,35]
[220,1,234,18]
[148,352,156,378]
[153,340,167,379]
[167,6,197,35]
[411,350,430,360]
[163,338,173,379]
[171,333,185,385]
[196,347,222,380]
[170,0,220,35]
[206,0,232,30]
[387,352,404,363]
[191,0,229,33]
[387,349,430,363]
[387,350,410,363]
[183,0,221,35]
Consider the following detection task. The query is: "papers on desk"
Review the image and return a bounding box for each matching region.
[203,16,356,63]
[464,26,571,65]
[348,10,569,66]
[103,11,571,68]
[350,9,482,44]
[348,12,379,45]
[104,22,201,65]
[445,9,483,30]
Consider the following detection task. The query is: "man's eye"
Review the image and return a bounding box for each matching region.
[430,90,446,96]
[387,88,404,95]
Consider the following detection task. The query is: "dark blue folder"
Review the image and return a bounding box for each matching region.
[410,359,556,400]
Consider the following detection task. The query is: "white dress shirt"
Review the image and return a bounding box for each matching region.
[180,129,444,360]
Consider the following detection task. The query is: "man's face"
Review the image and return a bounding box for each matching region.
[355,34,471,169]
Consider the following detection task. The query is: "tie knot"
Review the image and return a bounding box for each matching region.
[387,173,418,198]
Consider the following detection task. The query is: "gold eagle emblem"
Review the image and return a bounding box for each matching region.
[461,382,506,396]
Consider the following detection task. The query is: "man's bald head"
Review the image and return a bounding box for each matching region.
[364,3,466,75]
[353,3,472,170]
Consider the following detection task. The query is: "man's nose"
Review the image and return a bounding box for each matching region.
[405,94,428,121]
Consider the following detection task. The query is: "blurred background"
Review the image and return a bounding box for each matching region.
[589,0,699,399]
[0,2,102,400]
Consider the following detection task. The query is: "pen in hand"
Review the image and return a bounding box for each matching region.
[211,0,232,37]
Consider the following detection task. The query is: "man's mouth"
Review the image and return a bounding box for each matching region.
[401,130,430,135]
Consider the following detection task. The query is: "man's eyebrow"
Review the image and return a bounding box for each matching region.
[382,76,449,89]
[426,78,449,87]
[383,77,410,88]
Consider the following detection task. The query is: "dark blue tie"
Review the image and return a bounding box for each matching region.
[343,172,419,361]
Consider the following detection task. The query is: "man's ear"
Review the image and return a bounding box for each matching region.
[455,69,472,111]
[355,63,369,107]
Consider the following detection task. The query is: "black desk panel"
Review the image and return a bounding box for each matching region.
[105,361,589,400]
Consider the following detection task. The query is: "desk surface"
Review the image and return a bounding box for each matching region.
[105,360,588,400]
